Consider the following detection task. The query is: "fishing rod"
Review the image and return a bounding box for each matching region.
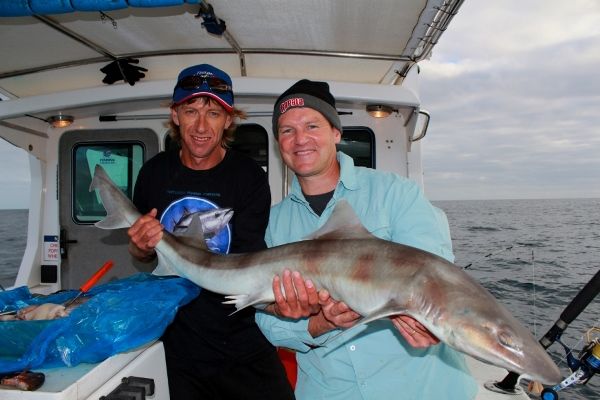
[462,238,539,270]
[542,326,600,399]
[489,268,600,397]
[462,245,514,270]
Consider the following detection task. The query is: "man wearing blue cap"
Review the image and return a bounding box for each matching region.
[128,64,294,399]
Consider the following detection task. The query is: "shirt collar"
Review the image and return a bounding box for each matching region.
[289,151,359,204]
[337,151,359,191]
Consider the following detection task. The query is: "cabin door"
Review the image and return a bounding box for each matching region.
[58,129,159,290]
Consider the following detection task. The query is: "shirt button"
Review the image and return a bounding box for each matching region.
[349,345,356,351]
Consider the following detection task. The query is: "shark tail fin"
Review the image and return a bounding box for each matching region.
[95,214,130,230]
[90,164,139,230]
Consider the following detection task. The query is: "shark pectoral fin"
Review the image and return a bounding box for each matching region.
[152,263,174,276]
[223,294,271,314]
[322,304,404,345]
[152,253,179,277]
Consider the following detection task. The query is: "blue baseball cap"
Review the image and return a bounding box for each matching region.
[172,64,234,112]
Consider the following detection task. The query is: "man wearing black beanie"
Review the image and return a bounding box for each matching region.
[257,80,476,399]
[272,79,342,138]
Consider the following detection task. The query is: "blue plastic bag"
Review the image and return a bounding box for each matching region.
[0,273,200,373]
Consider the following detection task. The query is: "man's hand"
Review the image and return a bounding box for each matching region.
[264,270,361,338]
[307,291,361,337]
[266,270,320,318]
[391,315,439,348]
[127,208,163,262]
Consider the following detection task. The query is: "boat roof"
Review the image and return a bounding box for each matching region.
[0,0,463,101]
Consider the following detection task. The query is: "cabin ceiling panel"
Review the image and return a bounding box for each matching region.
[0,50,400,99]
[0,0,457,100]
[244,54,395,84]
[1,0,435,74]
[0,54,241,99]
[0,63,114,99]
[0,17,100,74]
[51,6,227,55]
[215,0,428,56]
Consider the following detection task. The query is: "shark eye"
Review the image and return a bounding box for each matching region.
[498,331,518,350]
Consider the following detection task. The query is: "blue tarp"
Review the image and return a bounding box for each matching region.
[0,273,199,373]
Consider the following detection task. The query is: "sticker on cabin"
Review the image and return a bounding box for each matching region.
[43,235,59,261]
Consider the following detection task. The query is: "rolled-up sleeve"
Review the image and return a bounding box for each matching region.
[255,311,334,352]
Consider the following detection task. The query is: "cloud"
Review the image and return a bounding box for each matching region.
[420,0,600,200]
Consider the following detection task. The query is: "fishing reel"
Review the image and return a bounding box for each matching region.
[541,327,600,400]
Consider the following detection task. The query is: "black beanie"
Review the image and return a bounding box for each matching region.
[272,79,342,139]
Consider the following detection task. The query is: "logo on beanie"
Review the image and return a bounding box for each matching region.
[279,97,305,114]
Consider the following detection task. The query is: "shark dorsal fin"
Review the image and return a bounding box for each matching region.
[304,200,375,240]
[174,213,210,250]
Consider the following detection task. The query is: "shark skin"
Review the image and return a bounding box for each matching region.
[90,164,561,385]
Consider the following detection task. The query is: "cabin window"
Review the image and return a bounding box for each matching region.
[337,127,375,168]
[164,123,269,171]
[72,143,145,223]
[230,123,268,171]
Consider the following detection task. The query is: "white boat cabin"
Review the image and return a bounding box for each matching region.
[0,1,534,399]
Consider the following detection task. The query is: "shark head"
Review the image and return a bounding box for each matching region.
[437,283,562,385]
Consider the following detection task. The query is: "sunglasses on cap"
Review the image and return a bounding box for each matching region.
[175,75,232,93]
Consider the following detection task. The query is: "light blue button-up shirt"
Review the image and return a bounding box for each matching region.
[256,152,477,400]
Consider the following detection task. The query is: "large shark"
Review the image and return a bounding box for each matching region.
[90,164,561,384]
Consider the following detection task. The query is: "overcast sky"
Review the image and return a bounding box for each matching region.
[0,139,29,210]
[1,0,599,208]
[420,0,600,200]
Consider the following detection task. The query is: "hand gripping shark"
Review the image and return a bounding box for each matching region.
[90,164,561,384]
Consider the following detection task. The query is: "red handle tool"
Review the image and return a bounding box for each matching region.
[65,260,115,306]
[80,260,114,292]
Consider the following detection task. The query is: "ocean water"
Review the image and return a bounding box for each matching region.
[435,198,600,400]
[0,209,27,289]
[1,199,599,399]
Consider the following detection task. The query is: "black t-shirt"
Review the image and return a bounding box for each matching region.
[133,148,274,373]
[304,190,334,216]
